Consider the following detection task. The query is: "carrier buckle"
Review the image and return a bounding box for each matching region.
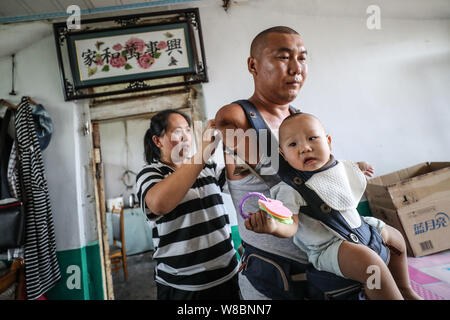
[320,203,332,214]
[350,233,359,243]
[293,177,303,185]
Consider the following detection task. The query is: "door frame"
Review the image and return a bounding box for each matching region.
[88,87,201,299]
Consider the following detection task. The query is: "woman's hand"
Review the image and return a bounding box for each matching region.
[193,119,221,164]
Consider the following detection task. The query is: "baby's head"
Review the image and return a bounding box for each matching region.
[279,113,332,171]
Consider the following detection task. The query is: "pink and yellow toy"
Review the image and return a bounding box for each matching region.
[239,192,294,224]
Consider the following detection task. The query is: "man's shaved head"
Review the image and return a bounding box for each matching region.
[250,26,300,59]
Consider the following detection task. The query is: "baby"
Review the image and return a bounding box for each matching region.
[245,112,421,300]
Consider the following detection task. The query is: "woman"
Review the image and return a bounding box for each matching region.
[135,109,240,300]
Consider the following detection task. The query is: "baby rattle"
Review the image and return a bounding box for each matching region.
[239,192,294,224]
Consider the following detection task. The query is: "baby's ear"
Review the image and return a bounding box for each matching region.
[279,147,286,159]
[326,135,332,150]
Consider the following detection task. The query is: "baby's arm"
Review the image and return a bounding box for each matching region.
[356,161,374,178]
[244,211,298,238]
[243,182,304,238]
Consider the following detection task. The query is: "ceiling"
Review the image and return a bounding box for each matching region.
[0,0,448,59]
[0,0,203,23]
[1,0,449,23]
[0,0,205,59]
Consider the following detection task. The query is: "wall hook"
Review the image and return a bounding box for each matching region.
[9,54,17,96]
[222,0,231,12]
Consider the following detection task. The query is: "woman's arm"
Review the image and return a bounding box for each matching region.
[146,120,218,215]
[145,158,204,215]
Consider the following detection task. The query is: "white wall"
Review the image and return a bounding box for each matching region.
[0,34,97,251]
[199,0,450,176]
[0,0,448,252]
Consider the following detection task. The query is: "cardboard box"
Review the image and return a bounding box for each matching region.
[366,162,450,257]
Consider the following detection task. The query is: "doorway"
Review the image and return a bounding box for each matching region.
[88,87,202,299]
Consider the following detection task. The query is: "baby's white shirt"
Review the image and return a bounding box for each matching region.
[270,160,367,252]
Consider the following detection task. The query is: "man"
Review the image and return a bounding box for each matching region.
[215,26,310,300]
[215,26,373,300]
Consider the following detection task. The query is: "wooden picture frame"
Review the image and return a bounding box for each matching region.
[53,8,208,101]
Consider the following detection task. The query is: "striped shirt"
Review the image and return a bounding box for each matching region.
[136,160,238,291]
[13,97,61,299]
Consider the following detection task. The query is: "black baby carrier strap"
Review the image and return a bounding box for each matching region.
[278,162,389,299]
[278,164,388,257]
[234,99,298,157]
[233,100,308,299]
[234,99,389,299]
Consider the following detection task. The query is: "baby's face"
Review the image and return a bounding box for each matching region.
[279,115,331,171]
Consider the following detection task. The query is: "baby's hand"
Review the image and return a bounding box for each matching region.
[357,161,375,178]
[244,210,278,235]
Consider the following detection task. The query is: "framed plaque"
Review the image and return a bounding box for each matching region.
[54,8,208,101]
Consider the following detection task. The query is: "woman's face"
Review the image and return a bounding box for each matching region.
[155,113,192,164]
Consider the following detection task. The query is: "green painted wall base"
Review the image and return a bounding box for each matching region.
[231,225,241,260]
[357,200,373,217]
[46,241,104,300]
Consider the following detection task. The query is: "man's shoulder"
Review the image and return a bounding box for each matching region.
[215,101,249,128]
[217,102,246,115]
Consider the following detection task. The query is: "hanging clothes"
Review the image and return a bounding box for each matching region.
[0,107,22,261]
[14,97,60,300]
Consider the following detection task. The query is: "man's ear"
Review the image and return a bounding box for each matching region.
[247,57,257,76]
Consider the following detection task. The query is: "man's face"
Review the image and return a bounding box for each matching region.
[279,115,331,172]
[251,33,308,104]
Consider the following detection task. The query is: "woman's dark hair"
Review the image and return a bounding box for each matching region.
[144,109,192,164]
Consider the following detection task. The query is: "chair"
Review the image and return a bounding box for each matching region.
[109,206,128,281]
[0,258,25,300]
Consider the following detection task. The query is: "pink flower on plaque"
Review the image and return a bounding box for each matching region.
[112,43,123,51]
[157,41,168,50]
[110,55,127,68]
[94,57,104,66]
[125,37,146,53]
[138,54,155,69]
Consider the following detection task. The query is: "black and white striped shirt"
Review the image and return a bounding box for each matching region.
[13,97,61,299]
[136,160,238,291]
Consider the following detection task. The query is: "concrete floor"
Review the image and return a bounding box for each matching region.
[112,250,157,300]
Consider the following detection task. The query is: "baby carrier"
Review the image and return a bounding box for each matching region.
[233,99,390,300]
